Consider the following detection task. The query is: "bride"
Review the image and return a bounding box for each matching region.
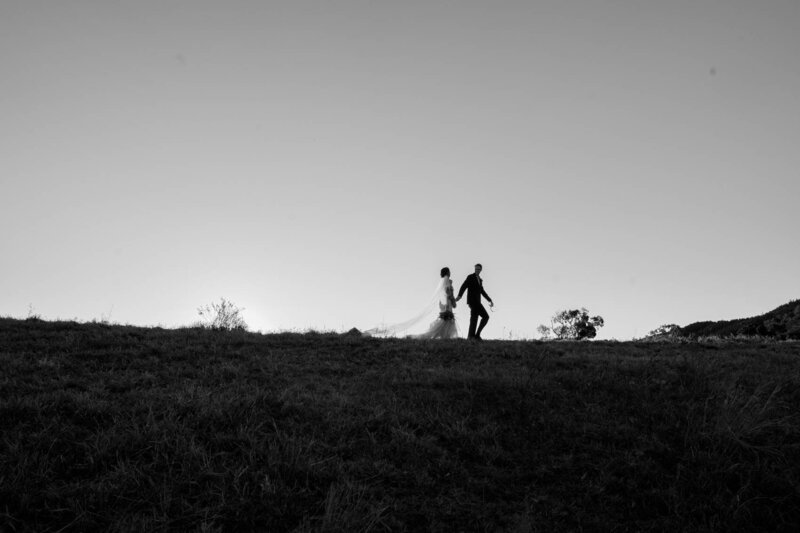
[364,267,460,339]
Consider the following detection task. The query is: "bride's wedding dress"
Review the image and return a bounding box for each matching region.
[364,276,460,339]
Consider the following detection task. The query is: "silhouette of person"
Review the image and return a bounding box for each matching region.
[455,263,493,340]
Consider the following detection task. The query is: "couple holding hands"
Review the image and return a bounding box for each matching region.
[365,263,494,340]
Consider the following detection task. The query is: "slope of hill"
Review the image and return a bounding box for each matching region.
[1,318,799,531]
[679,299,800,340]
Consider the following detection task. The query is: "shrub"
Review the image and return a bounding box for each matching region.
[536,324,552,340]
[197,298,248,331]
[539,308,604,340]
[646,324,681,338]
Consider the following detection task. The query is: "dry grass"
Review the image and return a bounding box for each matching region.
[1,318,799,532]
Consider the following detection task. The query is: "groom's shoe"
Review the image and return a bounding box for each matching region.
[474,335,483,342]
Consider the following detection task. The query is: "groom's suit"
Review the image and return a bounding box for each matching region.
[457,274,492,339]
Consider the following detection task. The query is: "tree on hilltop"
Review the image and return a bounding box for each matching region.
[539,308,604,340]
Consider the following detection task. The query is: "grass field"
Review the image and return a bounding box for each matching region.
[1,317,799,532]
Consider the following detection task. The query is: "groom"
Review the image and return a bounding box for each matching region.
[455,263,494,340]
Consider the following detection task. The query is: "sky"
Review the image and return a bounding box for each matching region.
[1,0,798,340]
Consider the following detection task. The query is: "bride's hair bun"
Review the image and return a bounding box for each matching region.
[440,267,450,278]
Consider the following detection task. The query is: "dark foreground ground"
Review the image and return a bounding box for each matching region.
[1,318,799,532]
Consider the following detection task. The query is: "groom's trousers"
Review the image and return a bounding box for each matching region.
[468,303,490,339]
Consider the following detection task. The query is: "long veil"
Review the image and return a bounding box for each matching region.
[363,278,449,337]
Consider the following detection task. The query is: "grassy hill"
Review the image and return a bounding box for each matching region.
[2,317,800,532]
[679,299,800,340]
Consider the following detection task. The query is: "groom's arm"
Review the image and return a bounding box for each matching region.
[481,286,492,304]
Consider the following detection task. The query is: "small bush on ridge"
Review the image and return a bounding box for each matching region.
[197,297,248,331]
